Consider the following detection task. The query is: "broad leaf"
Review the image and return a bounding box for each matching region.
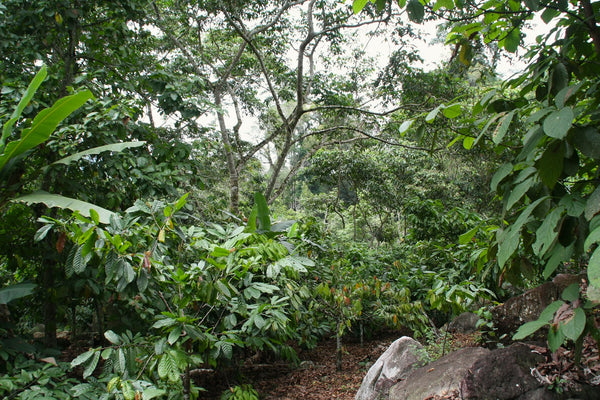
[443,104,462,119]
[588,246,600,289]
[513,319,547,340]
[493,110,515,144]
[561,307,586,341]
[572,126,600,160]
[352,0,369,14]
[0,283,36,304]
[406,0,425,23]
[0,90,93,171]
[52,141,146,166]
[536,141,564,189]
[491,163,512,192]
[532,206,564,258]
[543,107,573,139]
[13,191,115,224]
[1,65,48,150]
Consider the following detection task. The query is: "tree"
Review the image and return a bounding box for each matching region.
[354,0,600,349]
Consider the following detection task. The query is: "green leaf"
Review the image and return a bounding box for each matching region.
[158,354,175,380]
[513,319,547,340]
[104,330,121,345]
[459,226,479,244]
[72,349,96,368]
[502,28,521,53]
[555,82,583,108]
[524,0,541,11]
[584,226,600,251]
[254,192,271,232]
[539,300,564,322]
[462,136,475,149]
[352,0,369,13]
[584,186,600,221]
[122,380,135,400]
[14,191,115,224]
[83,351,100,379]
[73,246,87,274]
[442,104,462,119]
[572,126,600,160]
[533,206,564,257]
[152,317,177,329]
[433,0,454,11]
[34,224,53,242]
[168,325,182,345]
[0,283,36,304]
[491,163,513,192]
[1,65,48,150]
[493,110,515,144]
[398,119,414,134]
[588,246,600,289]
[541,7,560,23]
[498,197,547,267]
[536,141,564,189]
[543,244,573,279]
[543,108,573,139]
[52,141,146,166]
[143,388,168,400]
[425,105,442,123]
[0,90,93,172]
[211,247,231,257]
[548,326,565,352]
[406,0,425,23]
[505,176,534,211]
[561,307,586,341]
[174,192,189,212]
[561,283,580,302]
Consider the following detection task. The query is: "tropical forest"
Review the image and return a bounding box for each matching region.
[0,0,599,399]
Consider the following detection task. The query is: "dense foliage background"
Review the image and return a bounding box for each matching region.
[1,0,598,398]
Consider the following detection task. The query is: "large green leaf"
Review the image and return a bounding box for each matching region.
[588,246,600,289]
[1,65,48,150]
[532,206,564,258]
[52,141,146,166]
[0,90,93,171]
[498,197,547,267]
[493,110,515,144]
[13,191,115,224]
[542,107,573,139]
[406,0,425,23]
[254,192,271,232]
[536,141,564,189]
[0,283,37,304]
[561,307,586,342]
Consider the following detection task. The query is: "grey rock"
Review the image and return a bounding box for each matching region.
[448,312,480,334]
[355,336,428,400]
[459,344,544,399]
[492,282,560,337]
[389,347,490,400]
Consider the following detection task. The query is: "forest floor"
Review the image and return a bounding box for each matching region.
[198,329,600,400]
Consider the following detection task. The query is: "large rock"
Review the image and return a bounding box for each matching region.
[386,344,549,400]
[492,274,586,338]
[491,282,560,337]
[355,336,428,400]
[458,344,544,399]
[447,312,480,334]
[388,346,490,400]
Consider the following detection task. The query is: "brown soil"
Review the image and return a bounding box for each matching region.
[198,332,398,399]
[200,330,600,400]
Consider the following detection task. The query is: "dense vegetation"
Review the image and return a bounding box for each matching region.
[1,0,598,398]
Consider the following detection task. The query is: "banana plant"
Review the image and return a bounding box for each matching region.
[1,65,145,222]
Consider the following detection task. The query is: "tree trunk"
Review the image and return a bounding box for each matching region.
[336,320,343,372]
[214,88,240,214]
